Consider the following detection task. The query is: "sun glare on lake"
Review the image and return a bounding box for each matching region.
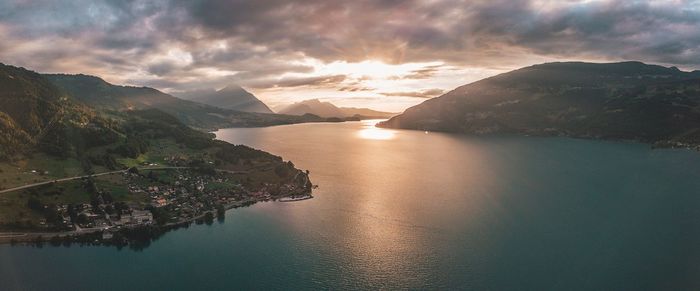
[357,120,396,140]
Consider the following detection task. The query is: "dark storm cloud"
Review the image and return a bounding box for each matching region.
[0,0,699,93]
[164,0,700,66]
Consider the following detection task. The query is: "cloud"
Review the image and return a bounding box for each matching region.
[0,0,699,110]
[389,65,444,80]
[247,74,347,89]
[381,88,445,98]
[339,86,374,92]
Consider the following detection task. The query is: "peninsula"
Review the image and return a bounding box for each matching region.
[0,63,312,248]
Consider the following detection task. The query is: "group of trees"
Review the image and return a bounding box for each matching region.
[274,161,296,178]
[214,142,277,165]
[109,136,149,159]
[88,153,119,170]
[26,196,68,229]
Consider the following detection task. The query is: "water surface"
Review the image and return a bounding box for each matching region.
[1,120,699,290]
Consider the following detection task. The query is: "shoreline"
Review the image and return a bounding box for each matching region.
[376,124,700,152]
[0,190,313,247]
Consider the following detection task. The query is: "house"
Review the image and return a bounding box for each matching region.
[151,198,169,208]
[131,210,153,225]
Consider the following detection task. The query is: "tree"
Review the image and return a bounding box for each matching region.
[34,235,44,248]
[44,208,64,225]
[274,163,290,177]
[114,202,128,215]
[216,205,226,222]
[84,178,98,194]
[103,154,118,170]
[104,205,115,215]
[49,235,62,247]
[76,213,89,225]
[67,204,78,222]
[204,212,214,225]
[102,192,114,204]
[27,197,42,211]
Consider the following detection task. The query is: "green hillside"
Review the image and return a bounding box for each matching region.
[0,63,312,232]
[45,74,339,130]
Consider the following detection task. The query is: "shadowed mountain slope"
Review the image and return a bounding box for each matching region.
[380,61,700,147]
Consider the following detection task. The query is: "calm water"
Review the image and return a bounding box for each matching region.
[2,120,700,290]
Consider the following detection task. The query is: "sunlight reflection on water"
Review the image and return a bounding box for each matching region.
[357,120,396,140]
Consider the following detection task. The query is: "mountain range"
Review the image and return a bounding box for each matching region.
[380,61,700,147]
[278,99,395,118]
[177,85,274,114]
[45,74,332,130]
[0,62,360,162]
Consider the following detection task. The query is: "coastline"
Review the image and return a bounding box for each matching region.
[0,190,313,247]
[376,123,700,153]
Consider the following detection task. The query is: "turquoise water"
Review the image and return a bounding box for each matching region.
[1,120,700,290]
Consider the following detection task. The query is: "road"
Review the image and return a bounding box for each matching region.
[0,167,249,194]
[0,170,127,194]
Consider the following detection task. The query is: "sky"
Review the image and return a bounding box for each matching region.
[1,0,699,112]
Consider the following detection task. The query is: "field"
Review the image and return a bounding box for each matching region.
[0,154,86,190]
[0,172,152,228]
[113,138,216,168]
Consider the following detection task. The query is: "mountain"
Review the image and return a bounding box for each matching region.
[0,64,67,136]
[379,61,700,147]
[279,99,395,118]
[0,63,119,161]
[279,99,346,117]
[44,75,327,130]
[339,107,396,118]
[45,74,251,129]
[0,62,311,182]
[178,85,273,114]
[0,63,313,233]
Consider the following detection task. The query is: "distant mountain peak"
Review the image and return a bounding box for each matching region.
[177,84,273,114]
[219,84,247,92]
[279,99,395,118]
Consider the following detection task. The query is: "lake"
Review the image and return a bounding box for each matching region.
[1,120,699,290]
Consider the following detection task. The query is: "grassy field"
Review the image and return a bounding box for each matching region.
[115,138,216,168]
[0,138,213,192]
[94,173,149,204]
[0,154,86,190]
[0,179,87,227]
[0,190,44,228]
[0,173,150,227]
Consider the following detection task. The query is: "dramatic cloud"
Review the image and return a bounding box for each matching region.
[381,89,446,98]
[0,0,698,111]
[249,74,347,89]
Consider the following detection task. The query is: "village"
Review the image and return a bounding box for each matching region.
[21,166,311,243]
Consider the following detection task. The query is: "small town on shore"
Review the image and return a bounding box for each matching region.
[0,163,313,248]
